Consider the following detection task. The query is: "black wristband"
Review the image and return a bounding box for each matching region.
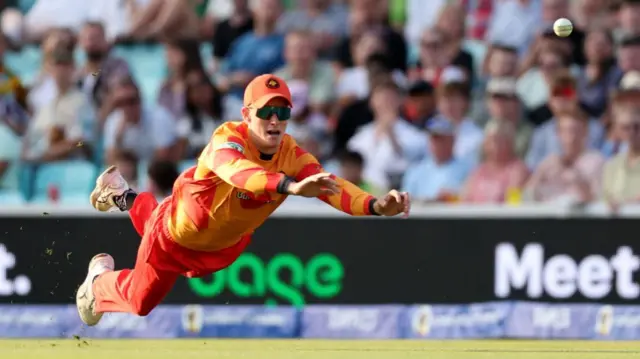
[369,198,380,216]
[277,175,295,194]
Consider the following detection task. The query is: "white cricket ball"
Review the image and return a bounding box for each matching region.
[553,18,573,38]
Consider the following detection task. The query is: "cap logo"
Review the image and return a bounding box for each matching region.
[266,78,280,89]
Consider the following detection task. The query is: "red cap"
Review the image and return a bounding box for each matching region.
[243,74,292,108]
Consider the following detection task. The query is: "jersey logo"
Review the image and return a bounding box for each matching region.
[236,191,273,209]
[217,142,245,154]
[266,78,280,89]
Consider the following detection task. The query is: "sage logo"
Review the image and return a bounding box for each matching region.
[495,243,640,300]
[0,244,31,296]
[188,253,344,306]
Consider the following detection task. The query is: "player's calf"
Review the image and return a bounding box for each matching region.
[76,253,115,326]
[90,165,137,212]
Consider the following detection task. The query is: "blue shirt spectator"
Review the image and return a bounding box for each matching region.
[526,117,604,169]
[223,32,285,99]
[401,116,474,201]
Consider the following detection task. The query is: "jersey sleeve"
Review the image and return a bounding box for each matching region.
[293,147,378,216]
[200,128,286,195]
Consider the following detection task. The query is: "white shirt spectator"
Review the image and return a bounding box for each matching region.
[486,0,542,54]
[404,0,448,46]
[23,89,95,160]
[104,106,177,161]
[27,76,57,114]
[336,67,408,100]
[88,0,153,41]
[25,0,92,35]
[347,119,426,190]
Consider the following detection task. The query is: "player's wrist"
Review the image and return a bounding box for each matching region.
[370,198,381,216]
[277,175,296,194]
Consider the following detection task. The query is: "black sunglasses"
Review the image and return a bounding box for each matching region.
[254,106,291,121]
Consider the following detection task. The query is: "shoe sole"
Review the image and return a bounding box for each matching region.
[89,165,119,210]
[76,253,114,326]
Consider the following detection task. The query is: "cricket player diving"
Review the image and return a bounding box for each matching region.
[77,74,411,326]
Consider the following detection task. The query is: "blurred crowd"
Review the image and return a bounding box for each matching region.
[0,0,639,207]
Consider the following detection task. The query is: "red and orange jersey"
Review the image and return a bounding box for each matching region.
[166,121,377,252]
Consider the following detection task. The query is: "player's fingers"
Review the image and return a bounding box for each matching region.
[401,192,411,218]
[319,188,338,196]
[318,177,338,187]
[312,172,332,181]
[390,190,402,203]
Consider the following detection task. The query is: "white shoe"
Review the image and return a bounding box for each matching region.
[76,253,115,326]
[90,165,130,212]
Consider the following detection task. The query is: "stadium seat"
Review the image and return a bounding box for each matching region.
[31,161,98,204]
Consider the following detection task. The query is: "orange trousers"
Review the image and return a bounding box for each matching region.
[92,192,251,316]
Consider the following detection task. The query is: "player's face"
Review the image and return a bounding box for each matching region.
[243,97,290,154]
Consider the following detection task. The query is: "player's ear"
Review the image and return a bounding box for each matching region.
[241,107,251,123]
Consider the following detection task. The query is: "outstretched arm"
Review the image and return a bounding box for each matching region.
[200,133,288,195]
[294,151,377,216]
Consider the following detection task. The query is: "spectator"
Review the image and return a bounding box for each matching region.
[408,27,454,86]
[404,0,447,46]
[27,29,76,114]
[473,44,520,123]
[402,116,473,203]
[125,0,200,41]
[526,71,604,169]
[615,35,640,84]
[525,111,605,203]
[147,160,179,201]
[338,150,383,195]
[577,28,618,118]
[275,30,335,113]
[103,77,177,164]
[211,0,254,72]
[0,33,26,109]
[285,80,331,158]
[599,72,640,157]
[574,0,610,31]
[23,0,91,41]
[483,44,520,79]
[618,0,640,39]
[434,3,475,81]
[21,47,95,163]
[176,70,223,159]
[77,22,131,127]
[462,121,529,203]
[114,150,140,191]
[218,0,285,120]
[333,1,407,73]
[485,77,533,158]
[404,80,436,129]
[435,81,483,161]
[158,39,205,118]
[518,45,572,116]
[603,105,640,204]
[486,0,541,54]
[276,0,348,56]
[347,78,425,191]
[337,48,407,105]
[540,0,586,65]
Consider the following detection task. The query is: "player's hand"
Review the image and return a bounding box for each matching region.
[374,190,411,217]
[287,173,340,198]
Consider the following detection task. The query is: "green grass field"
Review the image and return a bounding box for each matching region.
[1,340,640,359]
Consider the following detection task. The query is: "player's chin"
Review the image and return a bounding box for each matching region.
[264,130,283,145]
